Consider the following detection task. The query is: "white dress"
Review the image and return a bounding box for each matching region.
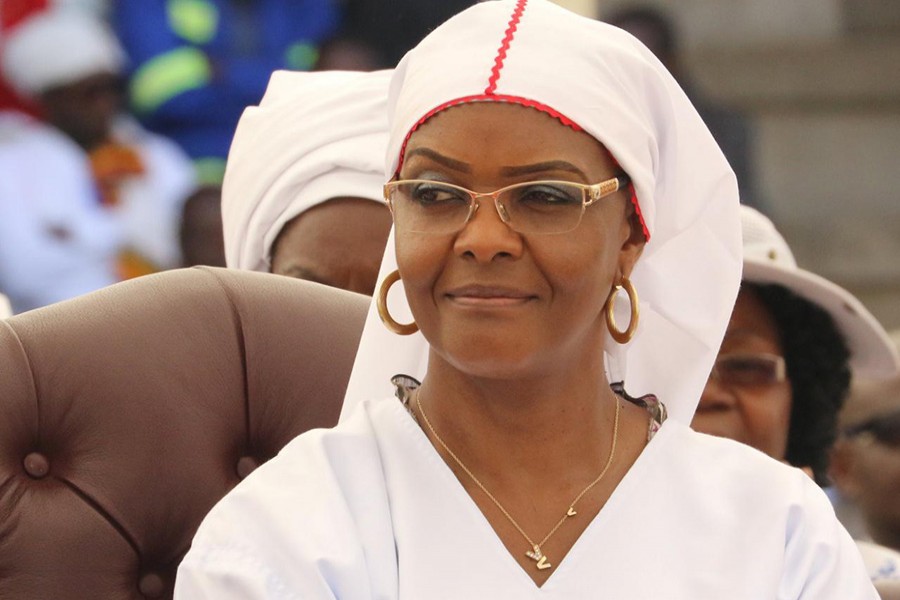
[176,395,877,599]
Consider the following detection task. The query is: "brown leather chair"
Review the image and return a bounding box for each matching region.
[0,267,369,599]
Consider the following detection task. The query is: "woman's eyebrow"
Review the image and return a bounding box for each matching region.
[405,148,471,173]
[500,161,587,179]
[406,150,589,181]
[723,327,778,345]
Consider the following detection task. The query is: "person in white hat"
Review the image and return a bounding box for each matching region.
[176,2,877,597]
[0,8,195,313]
[222,69,393,295]
[693,206,899,484]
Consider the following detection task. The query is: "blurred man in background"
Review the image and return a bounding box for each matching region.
[0,8,196,313]
[831,331,900,562]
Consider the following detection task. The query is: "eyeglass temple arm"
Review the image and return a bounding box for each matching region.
[589,171,632,203]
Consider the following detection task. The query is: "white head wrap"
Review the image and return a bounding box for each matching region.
[222,70,392,272]
[740,206,899,378]
[342,0,742,424]
[0,9,125,98]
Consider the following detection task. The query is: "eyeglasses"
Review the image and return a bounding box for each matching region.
[709,353,787,387]
[843,409,900,448]
[383,173,631,235]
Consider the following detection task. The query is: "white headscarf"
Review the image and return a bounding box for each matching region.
[222,70,392,272]
[342,0,742,424]
[0,9,125,98]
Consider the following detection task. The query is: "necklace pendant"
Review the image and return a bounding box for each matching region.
[566,507,577,517]
[525,545,553,570]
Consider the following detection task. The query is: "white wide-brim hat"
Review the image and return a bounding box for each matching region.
[341,0,742,424]
[740,206,898,378]
[222,69,392,272]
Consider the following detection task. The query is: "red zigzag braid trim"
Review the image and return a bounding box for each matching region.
[484,0,528,95]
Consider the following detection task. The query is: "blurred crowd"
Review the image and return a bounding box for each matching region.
[1,1,898,592]
[0,0,476,314]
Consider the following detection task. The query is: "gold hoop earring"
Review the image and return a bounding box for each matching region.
[376,269,418,335]
[605,277,639,344]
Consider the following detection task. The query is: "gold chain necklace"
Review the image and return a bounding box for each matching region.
[415,388,621,571]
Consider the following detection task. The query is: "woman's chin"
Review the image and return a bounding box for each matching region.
[434,338,543,381]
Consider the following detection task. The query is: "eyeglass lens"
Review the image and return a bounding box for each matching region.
[713,354,784,387]
[388,180,589,235]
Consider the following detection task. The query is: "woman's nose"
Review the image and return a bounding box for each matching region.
[453,197,523,263]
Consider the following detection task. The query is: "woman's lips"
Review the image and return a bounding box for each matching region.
[445,285,537,307]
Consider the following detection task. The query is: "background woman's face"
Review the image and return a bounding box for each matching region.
[270,197,392,296]
[693,286,793,459]
[395,102,644,380]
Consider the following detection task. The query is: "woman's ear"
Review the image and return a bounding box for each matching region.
[618,209,646,280]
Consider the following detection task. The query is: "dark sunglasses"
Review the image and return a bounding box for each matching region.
[842,408,900,448]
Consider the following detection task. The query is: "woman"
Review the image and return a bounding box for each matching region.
[693,206,899,484]
[222,69,393,295]
[176,1,875,597]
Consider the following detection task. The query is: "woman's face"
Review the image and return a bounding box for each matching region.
[270,197,392,296]
[693,286,793,459]
[395,102,644,380]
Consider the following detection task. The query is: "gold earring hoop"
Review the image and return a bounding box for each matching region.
[376,269,419,336]
[605,277,639,344]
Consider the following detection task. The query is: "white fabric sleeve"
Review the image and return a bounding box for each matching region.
[175,541,335,600]
[778,472,879,600]
[174,415,397,600]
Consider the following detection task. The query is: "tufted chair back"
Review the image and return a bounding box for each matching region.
[0,267,369,599]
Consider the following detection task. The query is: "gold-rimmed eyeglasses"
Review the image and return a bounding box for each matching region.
[709,353,787,388]
[383,173,631,235]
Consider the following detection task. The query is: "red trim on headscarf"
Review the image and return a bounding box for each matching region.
[609,156,649,240]
[485,0,528,95]
[395,93,581,176]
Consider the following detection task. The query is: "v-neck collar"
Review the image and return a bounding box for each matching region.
[379,395,676,594]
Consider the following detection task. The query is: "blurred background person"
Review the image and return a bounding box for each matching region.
[223,70,391,296]
[0,8,196,313]
[693,207,900,588]
[604,5,757,208]
[692,207,899,485]
[113,0,340,186]
[179,184,227,267]
[831,331,900,564]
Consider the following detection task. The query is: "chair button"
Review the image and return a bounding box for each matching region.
[23,452,50,479]
[138,572,165,598]
[236,456,259,479]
